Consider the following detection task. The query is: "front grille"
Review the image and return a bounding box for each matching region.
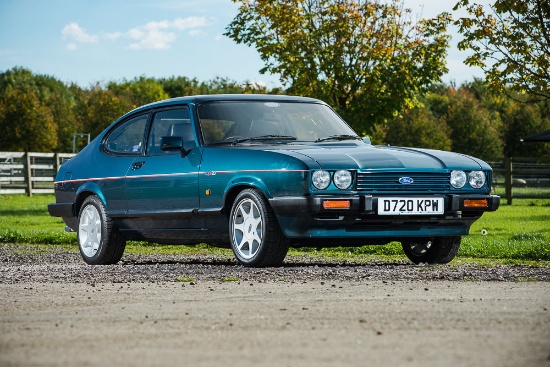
[356,172,450,192]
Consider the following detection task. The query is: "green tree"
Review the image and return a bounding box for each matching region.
[501,102,550,158]
[33,75,80,152]
[454,0,550,100]
[0,67,60,152]
[445,88,504,160]
[376,107,451,150]
[0,87,56,152]
[225,0,451,133]
[107,76,169,109]
[81,85,133,138]
[159,76,270,98]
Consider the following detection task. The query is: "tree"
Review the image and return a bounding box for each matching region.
[0,87,57,152]
[454,0,550,100]
[225,0,451,133]
[501,101,550,158]
[0,67,59,152]
[445,88,504,160]
[107,76,169,109]
[80,85,133,138]
[376,107,452,150]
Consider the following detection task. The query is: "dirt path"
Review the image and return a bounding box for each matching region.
[1,280,549,367]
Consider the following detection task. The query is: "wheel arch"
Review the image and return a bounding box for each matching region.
[222,179,271,217]
[75,182,107,215]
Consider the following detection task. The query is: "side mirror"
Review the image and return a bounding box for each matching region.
[160,136,189,157]
[362,136,371,144]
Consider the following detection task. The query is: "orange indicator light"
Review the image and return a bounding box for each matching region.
[206,189,211,196]
[464,199,488,208]
[323,200,351,209]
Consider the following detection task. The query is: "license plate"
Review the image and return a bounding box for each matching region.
[377,197,444,215]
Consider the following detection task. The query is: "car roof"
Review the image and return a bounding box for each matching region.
[131,94,324,114]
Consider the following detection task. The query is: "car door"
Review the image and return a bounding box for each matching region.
[124,106,204,230]
[100,112,149,215]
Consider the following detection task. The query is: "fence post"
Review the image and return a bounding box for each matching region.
[54,152,60,173]
[24,152,32,197]
[505,156,512,205]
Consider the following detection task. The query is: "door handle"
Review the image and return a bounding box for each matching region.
[131,161,145,170]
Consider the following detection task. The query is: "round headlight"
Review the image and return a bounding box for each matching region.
[312,170,331,190]
[333,170,352,190]
[468,171,486,189]
[450,170,466,188]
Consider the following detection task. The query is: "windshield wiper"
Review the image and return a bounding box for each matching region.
[233,135,297,144]
[314,134,362,143]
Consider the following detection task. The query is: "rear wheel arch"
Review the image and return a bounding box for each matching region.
[75,183,108,215]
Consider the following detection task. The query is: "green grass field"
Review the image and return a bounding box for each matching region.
[1,194,549,264]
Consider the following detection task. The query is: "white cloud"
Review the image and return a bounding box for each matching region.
[61,23,98,43]
[61,17,210,51]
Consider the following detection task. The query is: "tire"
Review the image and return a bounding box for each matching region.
[401,236,461,264]
[77,195,126,265]
[229,189,289,267]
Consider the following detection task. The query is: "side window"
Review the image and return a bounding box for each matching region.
[147,107,193,155]
[104,114,148,154]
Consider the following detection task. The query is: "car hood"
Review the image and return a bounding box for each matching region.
[270,143,488,171]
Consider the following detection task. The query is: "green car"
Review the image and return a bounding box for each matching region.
[48,94,500,267]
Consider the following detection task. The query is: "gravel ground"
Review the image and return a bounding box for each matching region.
[1,245,549,284]
[1,245,549,367]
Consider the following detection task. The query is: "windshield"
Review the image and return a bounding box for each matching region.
[197,101,357,145]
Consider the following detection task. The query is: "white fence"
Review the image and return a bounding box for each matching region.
[0,152,75,196]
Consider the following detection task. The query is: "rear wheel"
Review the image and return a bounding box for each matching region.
[401,236,461,264]
[77,195,126,265]
[229,189,288,267]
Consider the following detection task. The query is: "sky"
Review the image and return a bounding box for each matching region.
[0,0,490,90]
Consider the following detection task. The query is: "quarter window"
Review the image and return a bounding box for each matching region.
[104,114,148,154]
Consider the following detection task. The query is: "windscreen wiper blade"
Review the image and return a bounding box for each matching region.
[233,135,297,144]
[314,134,362,143]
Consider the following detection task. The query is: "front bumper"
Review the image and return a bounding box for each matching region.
[270,194,500,215]
[269,194,500,239]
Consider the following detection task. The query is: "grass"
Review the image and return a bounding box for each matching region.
[1,194,549,265]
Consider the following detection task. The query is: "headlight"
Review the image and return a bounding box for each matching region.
[312,170,331,190]
[468,171,486,189]
[450,170,466,188]
[333,170,352,189]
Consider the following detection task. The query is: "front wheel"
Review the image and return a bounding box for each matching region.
[229,189,288,267]
[77,195,126,265]
[401,236,461,264]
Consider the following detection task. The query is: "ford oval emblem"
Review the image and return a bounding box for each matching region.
[399,177,414,185]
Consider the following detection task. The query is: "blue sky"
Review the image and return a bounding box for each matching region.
[0,0,488,90]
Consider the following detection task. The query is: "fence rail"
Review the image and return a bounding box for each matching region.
[1,152,549,202]
[0,152,75,196]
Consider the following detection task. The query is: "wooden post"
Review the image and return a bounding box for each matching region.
[54,152,60,173]
[25,152,32,197]
[505,156,512,205]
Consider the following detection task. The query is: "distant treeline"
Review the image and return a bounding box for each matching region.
[1,67,549,160]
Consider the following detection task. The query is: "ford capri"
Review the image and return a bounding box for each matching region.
[48,94,500,267]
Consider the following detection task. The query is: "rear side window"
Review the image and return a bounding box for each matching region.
[147,107,193,155]
[104,114,148,155]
